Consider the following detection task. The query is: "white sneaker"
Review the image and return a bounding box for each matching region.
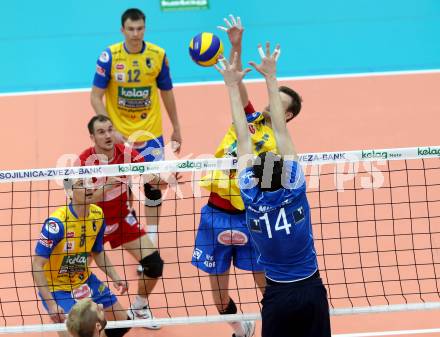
[232,320,255,337]
[127,305,161,330]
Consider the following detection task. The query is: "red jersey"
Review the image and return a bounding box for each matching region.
[79,144,144,228]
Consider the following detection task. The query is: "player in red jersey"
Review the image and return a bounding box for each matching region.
[78,115,164,329]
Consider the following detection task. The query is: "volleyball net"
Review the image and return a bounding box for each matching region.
[0,145,439,333]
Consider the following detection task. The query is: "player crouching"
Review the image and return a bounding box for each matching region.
[32,178,131,337]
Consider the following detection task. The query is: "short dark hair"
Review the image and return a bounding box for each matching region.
[121,8,146,27]
[253,152,284,191]
[87,115,112,135]
[279,86,302,122]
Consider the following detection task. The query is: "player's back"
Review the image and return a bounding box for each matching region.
[240,160,318,282]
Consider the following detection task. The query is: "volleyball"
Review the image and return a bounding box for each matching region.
[189,32,224,67]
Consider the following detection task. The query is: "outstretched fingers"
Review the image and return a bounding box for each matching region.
[257,43,265,59]
[236,16,242,29]
[214,55,227,73]
[272,44,281,61]
[217,17,231,31]
[265,41,271,57]
[257,42,281,61]
[248,61,258,71]
[218,14,242,31]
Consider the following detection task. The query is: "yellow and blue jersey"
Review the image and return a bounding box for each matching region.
[93,41,173,141]
[239,160,318,282]
[35,204,105,292]
[200,111,278,210]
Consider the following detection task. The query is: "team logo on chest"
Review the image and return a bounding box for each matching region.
[293,206,305,224]
[146,58,152,68]
[249,218,262,233]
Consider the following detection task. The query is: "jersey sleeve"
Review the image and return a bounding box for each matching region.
[35,218,65,258]
[92,48,112,89]
[156,54,173,90]
[92,220,106,253]
[78,149,90,166]
[79,148,101,167]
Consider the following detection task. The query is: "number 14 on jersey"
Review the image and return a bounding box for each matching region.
[250,207,305,239]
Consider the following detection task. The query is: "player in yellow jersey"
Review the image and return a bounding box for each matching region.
[90,8,182,248]
[191,15,302,337]
[32,178,131,337]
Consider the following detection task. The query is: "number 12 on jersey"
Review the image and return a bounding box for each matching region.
[251,207,295,239]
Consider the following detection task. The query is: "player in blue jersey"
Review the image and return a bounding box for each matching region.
[214,44,331,337]
[192,15,303,337]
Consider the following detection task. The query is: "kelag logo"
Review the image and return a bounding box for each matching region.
[417,147,440,156]
[177,160,216,170]
[118,164,145,174]
[361,150,402,160]
[119,87,150,98]
[361,150,388,159]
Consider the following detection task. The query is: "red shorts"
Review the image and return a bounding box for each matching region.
[103,211,147,249]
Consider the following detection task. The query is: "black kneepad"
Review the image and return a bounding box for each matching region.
[144,183,162,207]
[105,327,131,337]
[140,251,164,278]
[219,298,237,315]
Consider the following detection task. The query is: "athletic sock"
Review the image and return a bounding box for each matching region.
[219,298,244,336]
[132,295,148,310]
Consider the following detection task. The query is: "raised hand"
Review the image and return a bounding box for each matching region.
[217,14,243,47]
[249,42,281,79]
[214,53,251,87]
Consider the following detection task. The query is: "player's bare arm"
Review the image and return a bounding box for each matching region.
[90,86,108,116]
[249,42,298,159]
[160,89,182,153]
[218,14,249,107]
[32,256,66,323]
[215,53,252,172]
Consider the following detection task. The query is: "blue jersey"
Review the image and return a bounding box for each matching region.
[239,160,318,282]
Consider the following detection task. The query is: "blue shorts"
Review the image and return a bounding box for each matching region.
[135,136,164,162]
[40,273,117,313]
[191,204,263,274]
